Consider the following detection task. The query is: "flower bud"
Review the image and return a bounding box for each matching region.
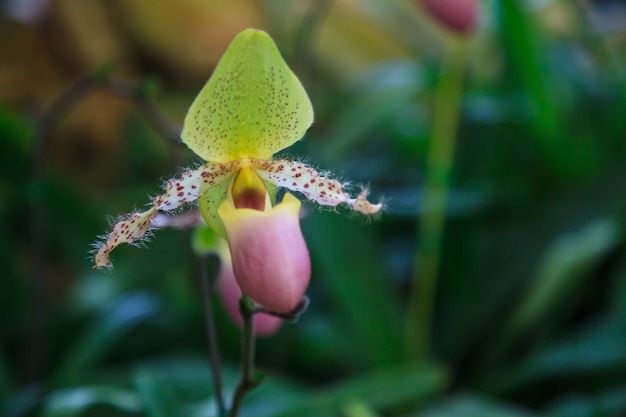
[421,0,478,35]
[218,192,311,314]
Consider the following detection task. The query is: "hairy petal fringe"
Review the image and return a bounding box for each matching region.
[252,159,383,215]
[93,162,238,268]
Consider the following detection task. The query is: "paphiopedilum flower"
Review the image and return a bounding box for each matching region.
[93,28,382,311]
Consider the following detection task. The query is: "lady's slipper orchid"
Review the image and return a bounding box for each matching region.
[93,28,382,311]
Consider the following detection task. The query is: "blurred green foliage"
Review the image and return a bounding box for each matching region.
[1,0,626,416]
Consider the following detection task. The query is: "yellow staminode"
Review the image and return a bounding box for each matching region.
[230,167,268,211]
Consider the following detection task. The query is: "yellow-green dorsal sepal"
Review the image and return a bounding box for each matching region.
[181,28,314,163]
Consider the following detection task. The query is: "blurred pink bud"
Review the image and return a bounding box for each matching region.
[217,256,282,337]
[218,193,311,314]
[421,0,478,35]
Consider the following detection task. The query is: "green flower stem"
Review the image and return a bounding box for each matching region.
[229,295,264,417]
[405,38,467,362]
[198,254,226,416]
[227,295,308,417]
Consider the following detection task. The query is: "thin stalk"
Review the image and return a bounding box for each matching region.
[198,254,226,416]
[405,38,467,362]
[229,295,262,417]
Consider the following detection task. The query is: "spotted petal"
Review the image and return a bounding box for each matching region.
[252,159,383,215]
[94,162,237,268]
[181,29,314,163]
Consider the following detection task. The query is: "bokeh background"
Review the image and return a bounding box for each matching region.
[2,0,626,416]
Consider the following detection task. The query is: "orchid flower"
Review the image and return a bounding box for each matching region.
[93,28,382,312]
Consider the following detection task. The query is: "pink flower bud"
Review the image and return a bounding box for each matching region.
[217,255,282,337]
[421,0,478,35]
[218,192,311,314]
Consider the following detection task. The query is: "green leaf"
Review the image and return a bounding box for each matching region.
[501,218,620,350]
[1,385,42,417]
[497,1,561,147]
[181,29,314,163]
[42,386,142,417]
[420,394,537,417]
[341,400,381,417]
[54,293,166,384]
[493,319,626,392]
[133,368,178,417]
[249,364,446,417]
[304,212,403,367]
[546,385,626,417]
